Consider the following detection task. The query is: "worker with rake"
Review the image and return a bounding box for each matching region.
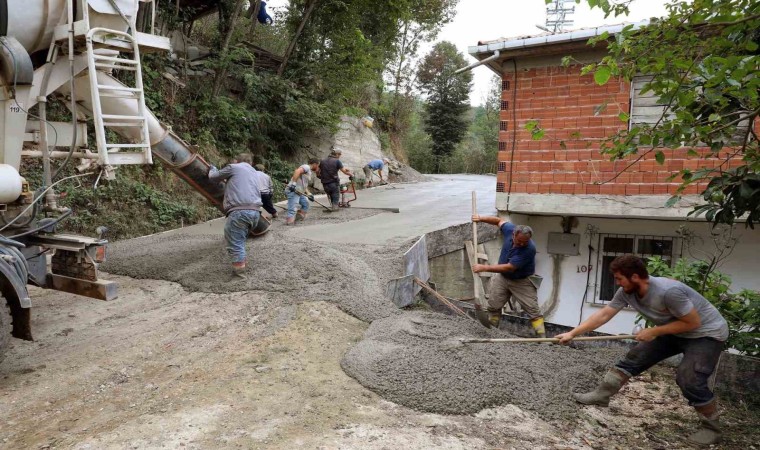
[285,158,320,225]
[556,255,729,446]
[471,215,546,337]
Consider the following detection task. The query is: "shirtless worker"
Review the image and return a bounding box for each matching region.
[556,255,728,445]
[471,214,546,337]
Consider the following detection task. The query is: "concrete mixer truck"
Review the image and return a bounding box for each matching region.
[0,0,249,362]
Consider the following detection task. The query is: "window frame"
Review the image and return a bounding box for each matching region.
[590,233,681,306]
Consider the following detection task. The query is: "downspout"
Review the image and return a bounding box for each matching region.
[454,50,500,75]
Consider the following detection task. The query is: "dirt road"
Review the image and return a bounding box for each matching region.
[1,189,757,449]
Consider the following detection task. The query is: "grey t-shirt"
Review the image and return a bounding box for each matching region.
[609,277,729,341]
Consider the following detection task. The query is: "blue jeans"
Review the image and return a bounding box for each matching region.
[615,335,724,406]
[286,190,309,218]
[224,210,260,264]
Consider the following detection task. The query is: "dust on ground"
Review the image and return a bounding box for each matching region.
[2,207,758,449]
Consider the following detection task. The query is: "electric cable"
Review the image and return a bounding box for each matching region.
[578,244,594,326]
[0,172,93,234]
[8,209,72,239]
[505,59,517,210]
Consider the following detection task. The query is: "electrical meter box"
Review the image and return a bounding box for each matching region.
[547,232,580,255]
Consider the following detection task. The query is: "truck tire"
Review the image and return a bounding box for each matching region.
[0,295,11,364]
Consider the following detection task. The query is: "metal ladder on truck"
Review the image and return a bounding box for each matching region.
[50,0,160,169]
[84,15,153,168]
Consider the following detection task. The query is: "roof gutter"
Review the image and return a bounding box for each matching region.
[467,20,649,58]
[454,50,500,75]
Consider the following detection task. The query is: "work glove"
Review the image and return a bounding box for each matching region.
[307,195,315,202]
[287,184,296,193]
[349,175,354,181]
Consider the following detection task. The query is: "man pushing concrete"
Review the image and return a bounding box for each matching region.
[318,149,354,210]
[471,215,546,337]
[208,153,262,278]
[555,255,728,445]
[362,158,390,187]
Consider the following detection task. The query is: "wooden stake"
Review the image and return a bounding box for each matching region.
[471,191,480,300]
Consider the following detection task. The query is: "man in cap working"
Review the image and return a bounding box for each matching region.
[471,215,545,337]
[555,255,728,445]
[285,158,319,225]
[208,153,262,278]
[318,149,354,210]
[362,157,390,187]
[254,164,277,219]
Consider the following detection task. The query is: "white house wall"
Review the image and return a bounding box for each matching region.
[509,214,760,335]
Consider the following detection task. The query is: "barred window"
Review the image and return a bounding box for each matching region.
[501,100,509,110]
[496,182,506,193]
[500,121,508,131]
[502,80,511,91]
[592,233,679,305]
[498,141,507,151]
[498,161,507,172]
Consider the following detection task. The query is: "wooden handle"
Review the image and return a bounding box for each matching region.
[471,191,479,299]
[460,334,637,344]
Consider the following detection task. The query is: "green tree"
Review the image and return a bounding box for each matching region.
[417,41,473,173]
[577,0,760,227]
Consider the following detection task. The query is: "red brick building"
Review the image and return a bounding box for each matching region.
[466,22,760,334]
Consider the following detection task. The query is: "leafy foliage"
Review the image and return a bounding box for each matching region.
[577,0,760,227]
[646,257,759,356]
[417,42,473,172]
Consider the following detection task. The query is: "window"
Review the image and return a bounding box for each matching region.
[500,121,509,131]
[501,100,509,110]
[502,80,511,91]
[496,182,505,193]
[498,161,507,172]
[498,141,507,151]
[592,233,679,305]
[629,75,749,142]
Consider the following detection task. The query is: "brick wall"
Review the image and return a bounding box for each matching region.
[496,64,746,196]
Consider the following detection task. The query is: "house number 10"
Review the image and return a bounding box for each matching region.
[577,265,593,273]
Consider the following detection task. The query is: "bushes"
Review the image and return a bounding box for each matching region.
[647,257,760,356]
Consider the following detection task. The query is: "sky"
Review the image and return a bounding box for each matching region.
[263,0,672,105]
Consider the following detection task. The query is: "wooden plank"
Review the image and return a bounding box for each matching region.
[403,235,429,295]
[465,240,487,309]
[48,274,118,301]
[414,278,467,317]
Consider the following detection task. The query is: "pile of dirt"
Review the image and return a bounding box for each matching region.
[341,311,624,420]
[102,207,404,323]
[389,162,429,183]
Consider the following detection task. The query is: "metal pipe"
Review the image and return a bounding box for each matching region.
[21,150,98,159]
[454,50,500,75]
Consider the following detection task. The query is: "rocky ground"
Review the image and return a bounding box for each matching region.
[1,208,757,449]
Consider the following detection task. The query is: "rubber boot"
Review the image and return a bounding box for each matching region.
[530,317,546,338]
[232,264,247,280]
[487,312,501,328]
[573,369,629,406]
[688,401,722,446]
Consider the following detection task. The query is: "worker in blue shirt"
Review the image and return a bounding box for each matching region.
[471,215,545,336]
[362,158,390,187]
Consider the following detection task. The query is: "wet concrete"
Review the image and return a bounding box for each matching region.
[341,311,623,419]
[289,175,498,245]
[103,174,627,420]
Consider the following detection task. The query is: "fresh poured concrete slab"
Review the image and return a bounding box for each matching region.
[289,174,497,245]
